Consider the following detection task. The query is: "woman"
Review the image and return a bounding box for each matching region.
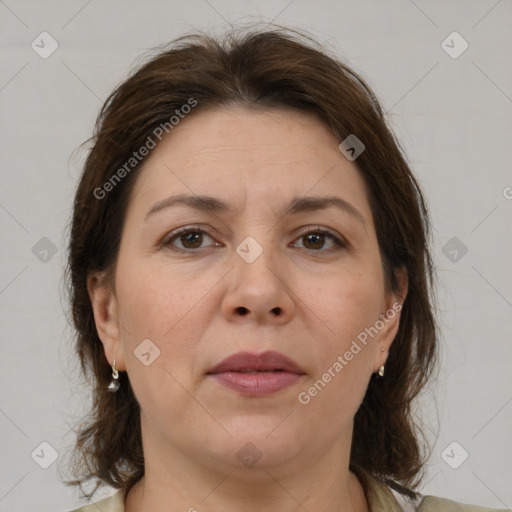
[65,27,505,512]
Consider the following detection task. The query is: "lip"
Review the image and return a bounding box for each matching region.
[207,350,305,375]
[206,350,306,396]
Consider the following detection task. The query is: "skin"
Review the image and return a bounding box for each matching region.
[88,106,407,512]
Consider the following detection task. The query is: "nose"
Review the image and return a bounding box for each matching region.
[220,240,295,325]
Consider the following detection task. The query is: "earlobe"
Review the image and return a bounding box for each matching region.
[87,272,126,371]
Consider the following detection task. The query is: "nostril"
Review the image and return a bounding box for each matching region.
[234,306,282,316]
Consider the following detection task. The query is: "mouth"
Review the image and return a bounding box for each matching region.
[206,350,306,396]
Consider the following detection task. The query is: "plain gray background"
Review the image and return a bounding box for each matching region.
[1,1,511,511]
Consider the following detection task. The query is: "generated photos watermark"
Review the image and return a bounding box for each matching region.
[297,302,402,405]
[93,97,198,200]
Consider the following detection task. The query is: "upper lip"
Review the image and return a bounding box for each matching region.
[207,350,306,375]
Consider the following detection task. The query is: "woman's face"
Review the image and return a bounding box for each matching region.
[90,106,405,476]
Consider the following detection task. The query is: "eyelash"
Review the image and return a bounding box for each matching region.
[161,225,347,254]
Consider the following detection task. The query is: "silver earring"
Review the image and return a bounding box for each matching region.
[107,358,120,392]
[378,365,385,377]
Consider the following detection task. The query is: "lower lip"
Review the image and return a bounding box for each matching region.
[208,371,303,396]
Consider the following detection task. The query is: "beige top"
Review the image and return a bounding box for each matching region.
[69,478,507,511]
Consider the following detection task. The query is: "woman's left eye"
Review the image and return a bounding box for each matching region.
[292,228,346,252]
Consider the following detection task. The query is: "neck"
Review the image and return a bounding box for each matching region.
[125,420,368,512]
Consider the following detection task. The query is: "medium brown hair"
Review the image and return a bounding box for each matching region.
[65,26,437,500]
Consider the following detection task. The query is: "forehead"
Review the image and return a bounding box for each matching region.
[127,106,373,222]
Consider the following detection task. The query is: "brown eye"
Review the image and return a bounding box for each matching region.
[163,228,217,252]
[293,228,346,252]
[178,231,203,249]
[302,232,326,250]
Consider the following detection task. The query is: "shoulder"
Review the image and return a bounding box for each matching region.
[68,489,125,512]
[418,495,508,512]
[366,477,507,512]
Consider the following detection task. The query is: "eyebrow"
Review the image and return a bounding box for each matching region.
[144,193,366,227]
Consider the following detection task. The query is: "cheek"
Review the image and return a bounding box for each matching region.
[296,269,382,416]
[310,265,383,347]
[114,259,223,396]
[114,267,210,431]
[116,257,215,340]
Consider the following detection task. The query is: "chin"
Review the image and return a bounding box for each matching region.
[202,420,306,473]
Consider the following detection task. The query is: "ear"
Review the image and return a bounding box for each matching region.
[374,267,408,371]
[87,271,126,371]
